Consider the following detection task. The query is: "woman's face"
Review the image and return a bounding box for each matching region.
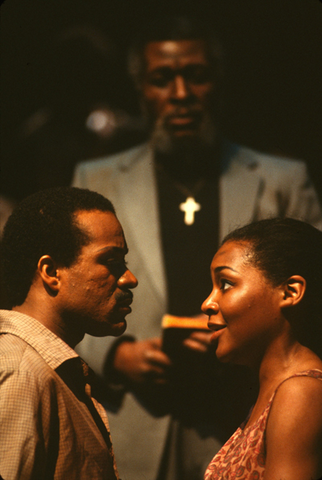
[202,240,284,367]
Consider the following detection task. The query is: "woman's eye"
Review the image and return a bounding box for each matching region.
[220,279,232,291]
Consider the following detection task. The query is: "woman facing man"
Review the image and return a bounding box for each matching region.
[202,217,322,479]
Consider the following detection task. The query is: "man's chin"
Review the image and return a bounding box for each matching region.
[171,130,201,145]
[111,321,127,337]
[152,127,197,153]
[151,120,217,157]
[88,319,127,338]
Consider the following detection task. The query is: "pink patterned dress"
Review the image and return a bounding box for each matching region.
[204,369,322,479]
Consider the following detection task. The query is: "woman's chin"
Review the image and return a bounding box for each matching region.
[215,346,240,365]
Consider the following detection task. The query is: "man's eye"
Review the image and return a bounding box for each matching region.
[104,259,128,277]
[147,70,174,87]
[100,256,127,268]
[184,66,212,85]
[107,259,127,267]
[148,76,170,88]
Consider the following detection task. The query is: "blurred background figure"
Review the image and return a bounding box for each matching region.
[1,0,322,205]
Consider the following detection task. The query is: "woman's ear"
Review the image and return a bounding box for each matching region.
[280,275,306,308]
[37,255,60,294]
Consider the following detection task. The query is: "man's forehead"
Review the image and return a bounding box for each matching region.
[75,210,124,240]
[144,39,209,66]
[75,209,116,224]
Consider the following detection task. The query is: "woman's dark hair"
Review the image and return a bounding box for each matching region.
[223,217,322,356]
[0,187,115,307]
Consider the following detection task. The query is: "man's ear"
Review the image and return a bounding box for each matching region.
[37,255,61,294]
[280,275,306,308]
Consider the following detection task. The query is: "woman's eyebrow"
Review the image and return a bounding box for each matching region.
[214,266,238,274]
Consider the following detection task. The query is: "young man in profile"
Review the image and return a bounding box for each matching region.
[0,186,137,479]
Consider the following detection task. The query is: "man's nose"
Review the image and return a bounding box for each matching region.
[171,75,191,101]
[119,269,138,289]
[201,292,219,316]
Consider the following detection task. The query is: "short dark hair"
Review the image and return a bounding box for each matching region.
[223,217,322,356]
[1,187,115,307]
[128,14,223,88]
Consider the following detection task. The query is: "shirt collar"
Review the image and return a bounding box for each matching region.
[0,309,79,370]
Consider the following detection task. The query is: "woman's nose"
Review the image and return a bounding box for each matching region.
[201,292,219,316]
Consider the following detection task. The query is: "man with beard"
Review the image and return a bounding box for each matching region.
[72,15,322,480]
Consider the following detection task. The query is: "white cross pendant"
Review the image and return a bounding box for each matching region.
[179,196,201,225]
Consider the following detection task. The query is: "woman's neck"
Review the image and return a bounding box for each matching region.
[244,341,322,429]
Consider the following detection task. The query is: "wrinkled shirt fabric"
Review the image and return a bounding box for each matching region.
[0,309,119,480]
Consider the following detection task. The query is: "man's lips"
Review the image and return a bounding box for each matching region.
[116,292,133,309]
[166,112,201,129]
[168,115,196,125]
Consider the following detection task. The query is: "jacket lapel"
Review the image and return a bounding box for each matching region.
[220,145,262,241]
[112,144,167,308]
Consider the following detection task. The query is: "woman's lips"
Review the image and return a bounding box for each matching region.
[207,322,227,343]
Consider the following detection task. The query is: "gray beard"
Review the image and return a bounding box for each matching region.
[148,117,220,181]
[149,115,218,158]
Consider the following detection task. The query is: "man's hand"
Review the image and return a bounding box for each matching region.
[182,330,213,353]
[181,314,213,353]
[113,337,172,385]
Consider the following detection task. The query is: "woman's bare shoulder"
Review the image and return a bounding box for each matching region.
[271,373,322,422]
[264,373,322,480]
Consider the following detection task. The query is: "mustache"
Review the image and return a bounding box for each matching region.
[166,108,201,119]
[115,291,133,302]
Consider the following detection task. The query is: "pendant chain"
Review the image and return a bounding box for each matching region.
[156,163,206,225]
[172,178,205,200]
[156,162,206,199]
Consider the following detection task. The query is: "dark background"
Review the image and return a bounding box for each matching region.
[1,0,322,203]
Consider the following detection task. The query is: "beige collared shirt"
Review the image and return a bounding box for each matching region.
[0,310,119,480]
